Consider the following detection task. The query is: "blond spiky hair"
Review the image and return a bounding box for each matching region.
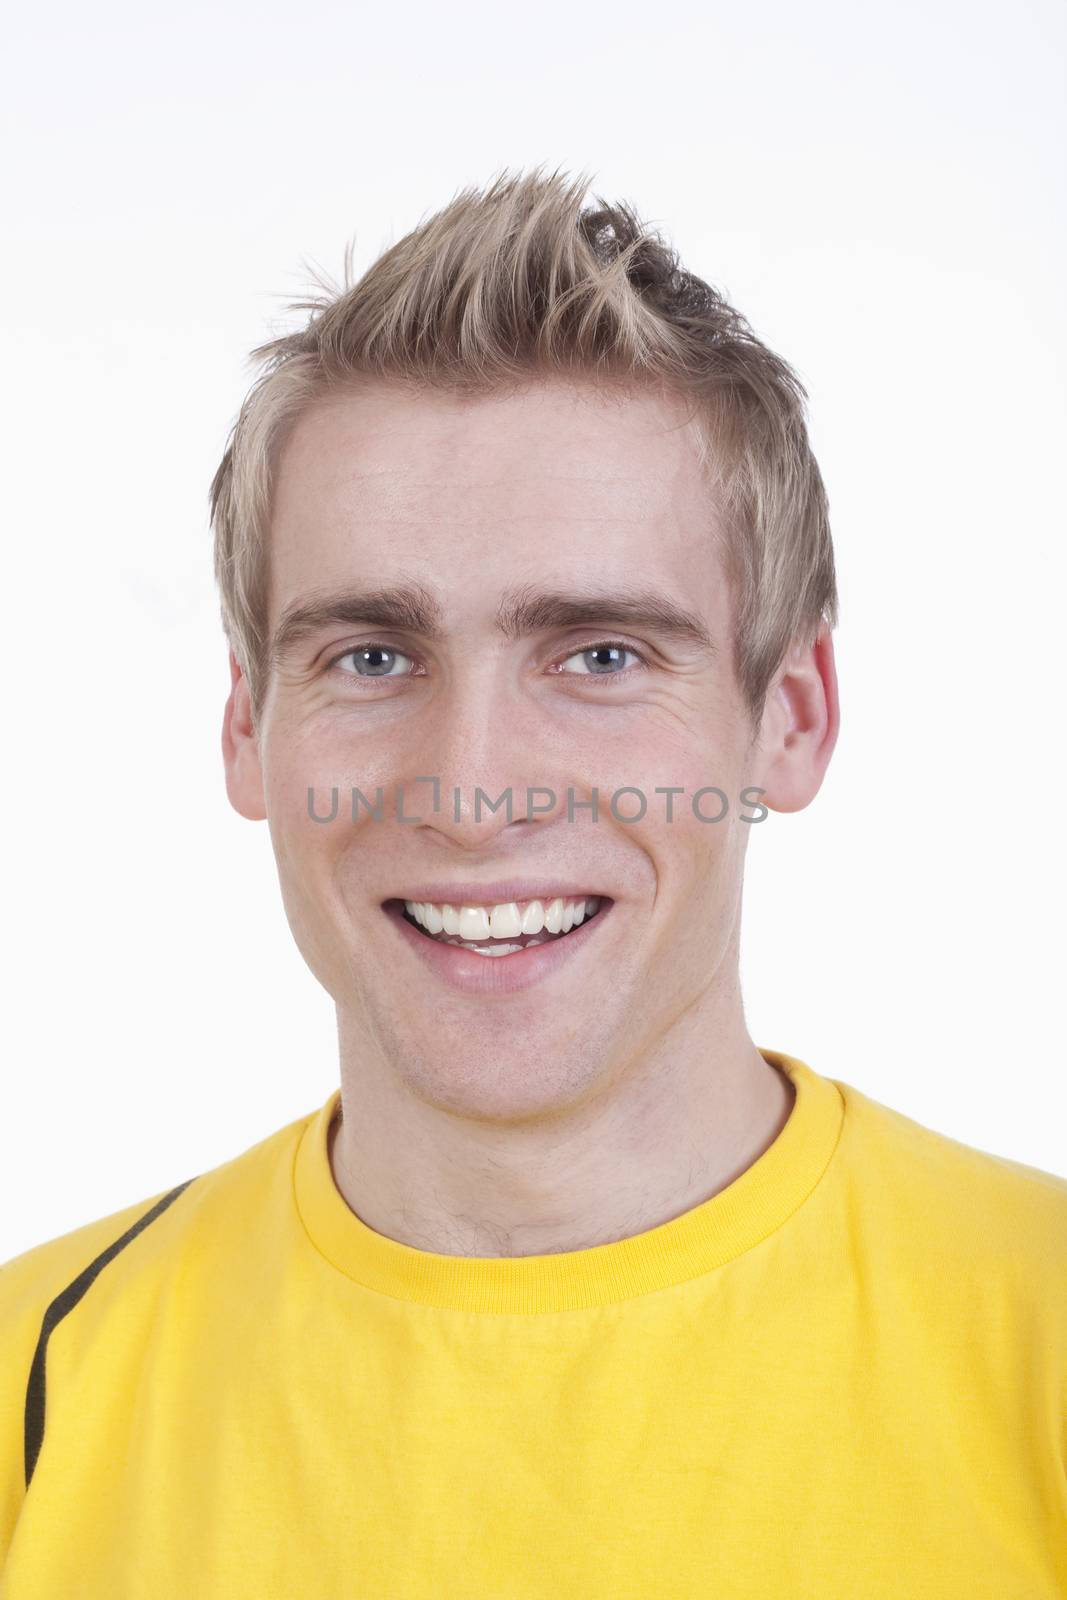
[209,169,837,726]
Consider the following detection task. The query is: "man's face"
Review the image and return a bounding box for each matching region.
[238,380,777,1123]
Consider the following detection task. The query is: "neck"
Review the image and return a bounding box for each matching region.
[328,995,795,1260]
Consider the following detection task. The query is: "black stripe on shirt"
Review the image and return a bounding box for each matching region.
[23,1178,197,1489]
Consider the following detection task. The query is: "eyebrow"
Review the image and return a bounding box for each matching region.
[269,580,716,666]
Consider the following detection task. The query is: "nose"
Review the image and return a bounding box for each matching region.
[395,672,566,853]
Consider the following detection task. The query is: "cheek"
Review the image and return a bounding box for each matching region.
[262,719,384,837]
[267,686,457,807]
[586,725,744,832]
[635,806,746,899]
[261,738,357,935]
[620,743,749,900]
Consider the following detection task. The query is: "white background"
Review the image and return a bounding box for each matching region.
[2,0,1064,1262]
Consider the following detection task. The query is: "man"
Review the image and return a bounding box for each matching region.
[1,171,1064,1597]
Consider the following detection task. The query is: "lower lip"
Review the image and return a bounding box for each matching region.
[380,900,614,995]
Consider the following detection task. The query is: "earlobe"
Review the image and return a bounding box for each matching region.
[221,650,267,821]
[755,626,840,815]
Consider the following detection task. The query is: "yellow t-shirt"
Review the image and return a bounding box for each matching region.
[1,1050,1065,1598]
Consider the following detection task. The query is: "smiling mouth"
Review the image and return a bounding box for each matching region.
[383,895,609,957]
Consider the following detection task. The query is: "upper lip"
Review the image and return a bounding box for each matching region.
[385,881,610,905]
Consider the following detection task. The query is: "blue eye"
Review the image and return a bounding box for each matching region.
[333,645,413,678]
[557,642,642,676]
[325,639,644,685]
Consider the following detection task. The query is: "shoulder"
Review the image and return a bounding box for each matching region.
[0,1188,179,1361]
[832,1074,1067,1290]
[0,1182,199,1554]
[0,1101,319,1351]
[0,1101,323,1548]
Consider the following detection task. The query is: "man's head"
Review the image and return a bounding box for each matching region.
[214,171,839,1126]
[213,171,836,733]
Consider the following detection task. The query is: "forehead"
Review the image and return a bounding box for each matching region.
[267,380,727,630]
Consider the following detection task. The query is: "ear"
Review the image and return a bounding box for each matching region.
[222,649,267,821]
[754,625,840,814]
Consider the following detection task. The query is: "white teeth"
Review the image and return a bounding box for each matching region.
[459,906,491,940]
[489,902,522,938]
[434,934,550,956]
[400,894,604,950]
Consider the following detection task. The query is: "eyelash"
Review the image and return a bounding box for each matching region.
[324,639,648,684]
